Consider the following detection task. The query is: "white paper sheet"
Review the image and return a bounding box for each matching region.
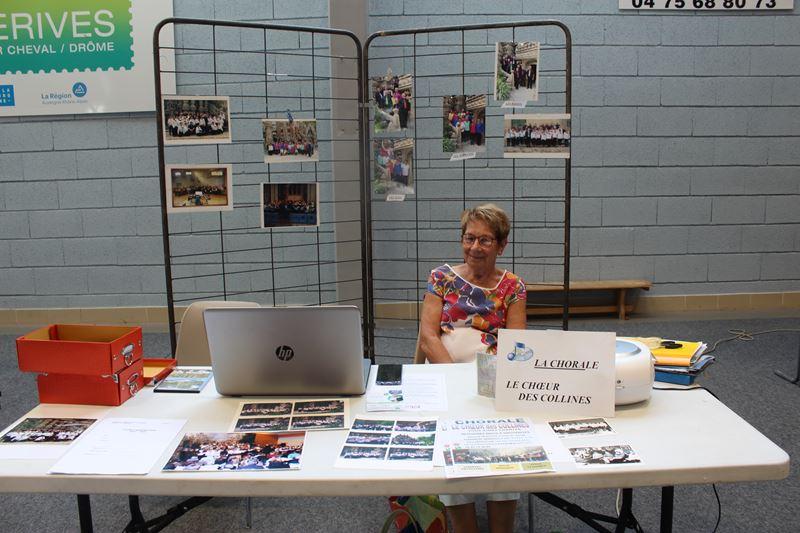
[48,418,186,475]
[365,373,448,412]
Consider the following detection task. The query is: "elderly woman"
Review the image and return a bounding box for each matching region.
[419,203,526,533]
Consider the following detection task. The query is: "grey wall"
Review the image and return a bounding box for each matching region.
[368,0,800,297]
[1,0,798,311]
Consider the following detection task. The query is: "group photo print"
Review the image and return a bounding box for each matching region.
[262,118,319,163]
[260,182,319,228]
[494,41,539,104]
[371,69,413,134]
[503,113,571,158]
[165,164,234,213]
[163,432,304,471]
[162,95,232,145]
[372,138,414,196]
[442,95,487,156]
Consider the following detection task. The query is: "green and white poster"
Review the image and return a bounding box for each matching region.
[0,1,174,116]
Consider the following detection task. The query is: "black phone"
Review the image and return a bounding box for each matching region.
[376,364,403,386]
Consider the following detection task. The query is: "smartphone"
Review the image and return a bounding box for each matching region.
[376,364,403,386]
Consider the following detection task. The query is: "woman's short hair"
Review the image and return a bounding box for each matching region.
[460,203,511,242]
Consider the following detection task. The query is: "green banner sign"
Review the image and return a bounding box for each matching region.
[0,1,133,73]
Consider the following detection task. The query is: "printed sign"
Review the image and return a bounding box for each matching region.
[619,0,793,9]
[0,1,174,116]
[495,329,616,418]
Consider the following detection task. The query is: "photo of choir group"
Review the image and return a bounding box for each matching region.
[371,70,414,134]
[162,95,321,229]
[569,445,642,466]
[503,114,571,159]
[372,138,414,195]
[260,183,319,228]
[165,164,234,213]
[339,418,437,463]
[262,118,319,163]
[234,399,346,433]
[442,94,487,154]
[549,418,615,438]
[162,96,232,145]
[494,41,539,103]
[163,431,304,471]
[0,417,95,443]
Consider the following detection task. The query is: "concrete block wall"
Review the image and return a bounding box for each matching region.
[367,0,800,302]
[1,0,798,315]
[0,0,361,312]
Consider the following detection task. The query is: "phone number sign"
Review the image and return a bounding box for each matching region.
[620,0,793,9]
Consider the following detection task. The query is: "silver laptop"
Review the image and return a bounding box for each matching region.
[203,306,370,396]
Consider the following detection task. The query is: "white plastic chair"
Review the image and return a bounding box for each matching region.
[175,300,260,366]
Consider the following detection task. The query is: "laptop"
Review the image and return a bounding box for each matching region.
[203,306,371,396]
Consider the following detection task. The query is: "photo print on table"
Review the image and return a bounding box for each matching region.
[240,402,293,417]
[494,42,539,105]
[234,417,291,432]
[0,418,96,444]
[163,431,304,471]
[234,399,347,433]
[262,118,319,163]
[442,95,487,159]
[549,418,615,438]
[372,138,414,197]
[503,113,571,159]
[569,444,642,466]
[260,182,319,228]
[162,95,232,145]
[165,164,233,213]
[371,69,413,134]
[289,414,345,430]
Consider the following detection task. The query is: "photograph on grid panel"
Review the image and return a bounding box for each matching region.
[371,69,414,134]
[162,95,232,145]
[165,164,234,213]
[260,182,319,228]
[494,42,539,105]
[372,138,414,197]
[503,113,571,159]
[262,118,319,163]
[442,95,487,156]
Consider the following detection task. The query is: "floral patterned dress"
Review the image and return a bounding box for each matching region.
[427,264,526,356]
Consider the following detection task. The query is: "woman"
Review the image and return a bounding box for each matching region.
[419,204,526,533]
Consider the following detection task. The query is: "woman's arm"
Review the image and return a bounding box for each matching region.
[419,293,454,364]
[505,299,527,330]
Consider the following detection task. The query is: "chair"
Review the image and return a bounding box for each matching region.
[173,300,260,528]
[174,300,260,366]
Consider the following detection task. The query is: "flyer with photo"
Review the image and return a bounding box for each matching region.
[153,368,212,393]
[232,399,348,432]
[549,418,615,438]
[335,416,438,471]
[568,444,642,466]
[439,417,553,479]
[365,373,448,412]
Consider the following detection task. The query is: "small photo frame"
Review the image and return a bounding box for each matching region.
[260,182,319,228]
[372,138,414,196]
[494,42,539,104]
[165,164,233,213]
[442,95,487,155]
[162,95,232,145]
[371,69,414,134]
[262,118,319,163]
[503,113,571,159]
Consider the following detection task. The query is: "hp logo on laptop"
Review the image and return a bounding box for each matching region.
[275,345,294,361]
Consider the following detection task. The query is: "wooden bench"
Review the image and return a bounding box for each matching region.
[525,279,652,320]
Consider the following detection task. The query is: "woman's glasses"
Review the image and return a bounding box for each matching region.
[462,234,497,247]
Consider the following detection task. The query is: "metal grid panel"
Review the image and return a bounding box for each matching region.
[363,21,573,360]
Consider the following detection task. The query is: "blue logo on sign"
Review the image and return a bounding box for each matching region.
[0,85,15,107]
[72,82,87,98]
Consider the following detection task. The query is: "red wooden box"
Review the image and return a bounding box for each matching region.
[142,358,177,385]
[37,359,145,406]
[17,324,143,376]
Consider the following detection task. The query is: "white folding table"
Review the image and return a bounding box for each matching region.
[0,363,789,532]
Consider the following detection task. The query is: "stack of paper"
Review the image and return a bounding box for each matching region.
[655,354,715,386]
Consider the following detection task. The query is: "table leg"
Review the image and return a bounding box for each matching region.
[527,492,535,533]
[660,486,674,533]
[77,494,93,533]
[614,488,633,533]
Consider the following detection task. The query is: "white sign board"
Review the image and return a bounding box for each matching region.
[620,0,793,10]
[0,1,175,116]
[495,329,616,418]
